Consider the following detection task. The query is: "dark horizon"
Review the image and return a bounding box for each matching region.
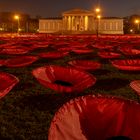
[0,0,140,18]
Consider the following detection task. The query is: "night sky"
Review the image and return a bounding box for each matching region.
[0,0,140,18]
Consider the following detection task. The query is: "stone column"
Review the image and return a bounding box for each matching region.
[70,16,72,30]
[71,16,74,30]
[80,16,83,31]
[116,22,118,31]
[109,22,112,30]
[48,22,50,31]
[68,16,70,30]
[63,16,67,30]
[85,16,88,31]
[63,16,66,30]
[75,16,77,31]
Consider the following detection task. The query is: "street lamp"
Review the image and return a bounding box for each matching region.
[97,15,101,19]
[95,7,101,38]
[130,29,133,34]
[135,19,140,33]
[95,8,100,13]
[96,14,101,38]
[14,15,20,34]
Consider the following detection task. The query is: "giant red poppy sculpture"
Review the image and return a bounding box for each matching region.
[0,72,19,98]
[93,44,113,50]
[48,95,140,140]
[98,51,121,59]
[130,80,140,96]
[111,59,140,71]
[58,47,73,52]
[0,59,6,66]
[4,56,38,67]
[39,51,69,59]
[119,47,140,56]
[30,42,49,50]
[32,65,96,93]
[71,44,88,48]
[71,49,93,54]
[68,60,101,71]
[0,47,30,55]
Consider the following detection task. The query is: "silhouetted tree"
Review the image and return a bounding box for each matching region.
[124,14,140,34]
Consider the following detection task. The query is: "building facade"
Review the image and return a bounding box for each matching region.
[39,18,62,33]
[39,9,124,34]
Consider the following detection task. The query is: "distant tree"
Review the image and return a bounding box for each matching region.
[35,15,42,19]
[0,12,31,32]
[123,16,131,34]
[124,14,140,34]
[28,18,39,33]
[129,14,140,34]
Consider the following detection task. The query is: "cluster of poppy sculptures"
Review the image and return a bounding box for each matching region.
[1,35,140,140]
[46,36,140,140]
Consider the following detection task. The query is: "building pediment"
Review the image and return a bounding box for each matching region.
[62,8,94,16]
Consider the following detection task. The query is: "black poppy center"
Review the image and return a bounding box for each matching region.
[106,136,132,140]
[54,80,73,87]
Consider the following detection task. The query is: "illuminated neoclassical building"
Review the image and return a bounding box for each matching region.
[39,9,124,34]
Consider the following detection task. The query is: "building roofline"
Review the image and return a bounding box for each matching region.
[40,17,62,20]
[101,17,123,19]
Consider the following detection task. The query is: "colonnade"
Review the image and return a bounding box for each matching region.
[63,15,90,31]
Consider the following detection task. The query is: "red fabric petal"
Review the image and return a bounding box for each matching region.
[0,59,6,66]
[48,95,140,140]
[0,72,19,98]
[68,60,101,71]
[130,80,140,96]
